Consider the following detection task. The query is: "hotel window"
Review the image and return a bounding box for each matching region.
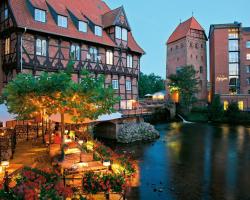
[228,40,239,51]
[247,78,250,85]
[127,54,133,68]
[70,45,80,60]
[229,63,239,76]
[246,66,250,73]
[34,9,46,23]
[106,50,113,65]
[4,37,10,55]
[229,52,239,62]
[224,101,229,111]
[228,29,239,39]
[79,21,87,33]
[89,47,98,62]
[36,39,47,56]
[112,80,119,90]
[238,101,244,111]
[229,76,238,87]
[246,41,250,48]
[58,15,67,28]
[95,26,102,36]
[122,28,128,41]
[246,54,250,60]
[126,80,132,91]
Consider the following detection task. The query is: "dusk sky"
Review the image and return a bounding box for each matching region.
[106,0,250,78]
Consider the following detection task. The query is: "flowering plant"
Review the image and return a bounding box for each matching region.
[0,167,73,200]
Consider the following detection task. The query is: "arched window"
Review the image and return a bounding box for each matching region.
[36,38,47,56]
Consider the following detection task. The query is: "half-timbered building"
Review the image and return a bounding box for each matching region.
[0,0,144,111]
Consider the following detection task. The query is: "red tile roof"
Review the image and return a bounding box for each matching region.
[167,17,205,44]
[9,0,144,54]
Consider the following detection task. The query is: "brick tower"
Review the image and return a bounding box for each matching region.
[166,17,208,101]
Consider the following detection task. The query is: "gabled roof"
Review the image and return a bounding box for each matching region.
[167,17,205,44]
[102,6,131,30]
[8,0,144,54]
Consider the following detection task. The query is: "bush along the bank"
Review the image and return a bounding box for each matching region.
[117,122,160,143]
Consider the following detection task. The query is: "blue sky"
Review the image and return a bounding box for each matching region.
[105,0,250,78]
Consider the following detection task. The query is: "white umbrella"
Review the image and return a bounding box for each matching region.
[0,104,16,127]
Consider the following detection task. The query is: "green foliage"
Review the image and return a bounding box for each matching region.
[139,72,165,98]
[1,60,118,122]
[168,65,199,112]
[225,102,240,123]
[208,95,224,122]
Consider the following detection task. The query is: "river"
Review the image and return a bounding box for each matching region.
[106,122,250,200]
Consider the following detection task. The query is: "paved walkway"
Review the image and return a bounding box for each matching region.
[10,138,52,169]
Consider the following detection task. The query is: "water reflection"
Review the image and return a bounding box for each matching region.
[108,123,250,200]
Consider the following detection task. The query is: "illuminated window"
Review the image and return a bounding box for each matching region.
[112,80,119,90]
[70,44,80,60]
[238,101,244,111]
[36,39,47,56]
[246,54,250,60]
[224,101,229,111]
[228,29,239,39]
[106,50,113,65]
[4,37,10,55]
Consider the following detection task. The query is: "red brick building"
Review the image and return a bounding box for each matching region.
[166,17,208,101]
[209,22,250,110]
[0,0,144,111]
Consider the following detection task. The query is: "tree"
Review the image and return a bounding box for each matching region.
[138,72,165,98]
[1,61,118,155]
[168,65,199,112]
[208,95,224,122]
[225,102,240,123]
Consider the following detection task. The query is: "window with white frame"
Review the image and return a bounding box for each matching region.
[4,37,10,55]
[89,47,98,62]
[106,50,113,65]
[34,9,46,23]
[70,44,80,60]
[95,26,102,36]
[126,80,132,91]
[36,39,47,56]
[115,26,122,39]
[127,54,133,68]
[247,54,250,60]
[112,80,119,89]
[115,26,128,41]
[58,15,67,28]
[79,21,87,33]
[122,28,128,41]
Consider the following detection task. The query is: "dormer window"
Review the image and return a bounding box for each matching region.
[58,15,67,28]
[34,9,46,23]
[79,21,87,33]
[115,26,128,41]
[95,26,102,36]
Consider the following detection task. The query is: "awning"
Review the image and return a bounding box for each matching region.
[0,104,16,127]
[49,112,122,124]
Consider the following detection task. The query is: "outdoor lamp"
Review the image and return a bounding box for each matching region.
[0,166,3,174]
[79,162,88,167]
[78,140,84,145]
[1,161,9,168]
[103,161,111,167]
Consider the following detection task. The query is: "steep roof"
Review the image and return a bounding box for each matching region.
[9,0,144,54]
[167,17,205,44]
